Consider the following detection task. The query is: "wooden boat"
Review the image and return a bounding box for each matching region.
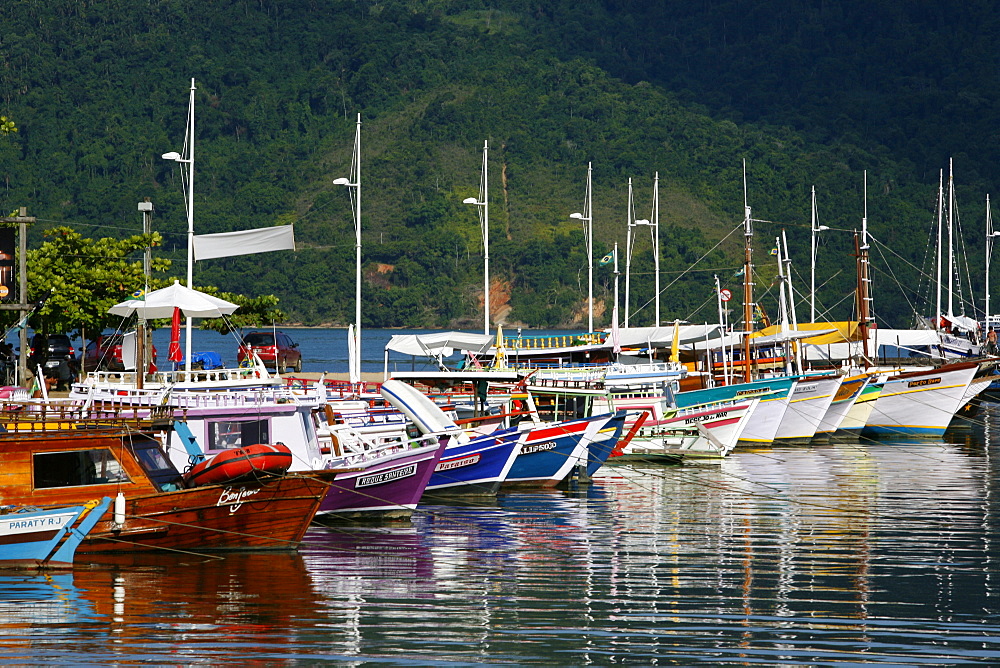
[183,443,292,487]
[0,427,332,553]
[0,497,111,568]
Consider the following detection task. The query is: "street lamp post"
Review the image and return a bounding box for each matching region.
[463,140,489,335]
[161,78,196,372]
[333,114,362,385]
[570,162,594,334]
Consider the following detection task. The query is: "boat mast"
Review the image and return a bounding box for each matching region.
[809,186,828,322]
[715,274,730,384]
[987,195,997,332]
[935,170,943,331]
[464,141,490,334]
[333,115,363,384]
[855,171,872,364]
[570,164,594,334]
[353,116,362,382]
[782,229,803,373]
[624,177,634,328]
[160,80,197,373]
[741,160,754,383]
[948,158,955,318]
[652,172,661,327]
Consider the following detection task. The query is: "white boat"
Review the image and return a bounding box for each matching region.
[863,361,980,438]
[773,373,844,442]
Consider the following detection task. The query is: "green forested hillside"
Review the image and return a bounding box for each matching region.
[0,0,992,331]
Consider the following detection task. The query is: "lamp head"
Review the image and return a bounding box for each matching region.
[332,177,352,186]
[463,197,480,205]
[569,212,585,220]
[634,218,650,225]
[817,225,830,232]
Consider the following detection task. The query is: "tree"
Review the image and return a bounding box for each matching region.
[26,226,168,337]
[27,226,287,337]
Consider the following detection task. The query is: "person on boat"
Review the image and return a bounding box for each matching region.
[986,327,998,355]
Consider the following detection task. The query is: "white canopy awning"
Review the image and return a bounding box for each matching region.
[385,332,495,357]
[610,324,725,348]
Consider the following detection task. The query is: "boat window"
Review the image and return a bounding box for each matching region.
[208,419,268,450]
[33,449,130,489]
[129,436,184,490]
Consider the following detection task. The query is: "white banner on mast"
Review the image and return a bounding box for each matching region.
[193,225,295,261]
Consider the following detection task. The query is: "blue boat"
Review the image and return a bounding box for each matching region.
[424,426,524,496]
[503,410,627,488]
[0,498,112,568]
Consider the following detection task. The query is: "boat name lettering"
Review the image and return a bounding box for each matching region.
[6,516,67,530]
[521,441,558,455]
[908,377,942,388]
[435,454,482,472]
[357,464,417,487]
[217,486,260,514]
[795,384,818,393]
[685,411,728,425]
[736,387,768,396]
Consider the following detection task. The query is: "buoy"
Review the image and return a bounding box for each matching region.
[113,492,126,526]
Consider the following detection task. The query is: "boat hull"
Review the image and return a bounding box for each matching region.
[863,362,978,437]
[0,498,111,568]
[425,428,523,496]
[318,440,444,521]
[774,374,843,442]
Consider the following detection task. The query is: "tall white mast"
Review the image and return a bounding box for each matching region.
[624,178,634,328]
[334,114,362,384]
[570,163,594,334]
[161,79,197,372]
[935,170,943,330]
[652,172,661,327]
[464,141,490,334]
[987,195,997,331]
[809,186,828,322]
[948,158,955,317]
[185,79,195,371]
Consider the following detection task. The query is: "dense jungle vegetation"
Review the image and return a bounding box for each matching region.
[1,0,996,332]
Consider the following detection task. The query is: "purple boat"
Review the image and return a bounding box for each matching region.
[317,434,447,522]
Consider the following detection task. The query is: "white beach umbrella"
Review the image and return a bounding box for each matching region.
[107,281,239,319]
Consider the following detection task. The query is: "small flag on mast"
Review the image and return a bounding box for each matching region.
[599,249,615,266]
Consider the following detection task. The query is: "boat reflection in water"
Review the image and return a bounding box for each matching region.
[2,428,999,663]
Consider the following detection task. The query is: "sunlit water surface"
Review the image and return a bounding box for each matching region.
[3,404,1000,664]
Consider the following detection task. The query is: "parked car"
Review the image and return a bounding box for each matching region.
[82,334,157,372]
[237,331,302,372]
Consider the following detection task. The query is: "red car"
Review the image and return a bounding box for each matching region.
[82,334,157,372]
[237,331,302,372]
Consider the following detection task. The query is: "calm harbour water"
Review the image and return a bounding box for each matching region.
[4,329,1000,664]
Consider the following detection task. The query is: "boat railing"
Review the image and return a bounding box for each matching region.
[0,400,174,433]
[501,332,605,350]
[82,365,276,388]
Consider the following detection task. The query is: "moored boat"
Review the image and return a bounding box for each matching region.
[0,427,331,553]
[0,497,111,568]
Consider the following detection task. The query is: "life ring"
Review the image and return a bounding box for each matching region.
[183,443,293,488]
